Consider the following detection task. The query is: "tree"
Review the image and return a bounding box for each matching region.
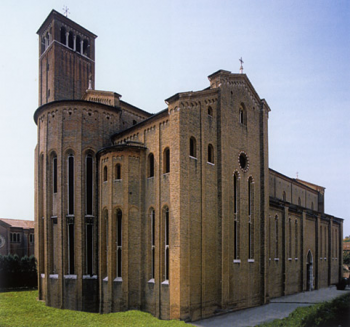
[343,251,350,265]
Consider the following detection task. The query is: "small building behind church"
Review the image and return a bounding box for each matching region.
[0,218,35,257]
[34,9,343,321]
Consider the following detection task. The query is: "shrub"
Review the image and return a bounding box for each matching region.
[0,254,37,289]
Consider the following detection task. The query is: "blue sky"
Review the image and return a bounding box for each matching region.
[0,0,349,235]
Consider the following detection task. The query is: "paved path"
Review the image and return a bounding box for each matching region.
[190,286,349,327]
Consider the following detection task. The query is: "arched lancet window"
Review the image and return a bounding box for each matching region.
[283,191,286,202]
[86,216,94,275]
[83,39,89,57]
[208,144,214,164]
[295,219,298,258]
[311,202,314,211]
[298,197,301,206]
[68,154,74,215]
[103,166,108,182]
[208,106,213,117]
[67,218,75,275]
[52,154,57,194]
[68,31,74,49]
[248,177,254,259]
[76,35,81,53]
[116,209,122,278]
[275,215,279,258]
[115,163,121,180]
[86,154,93,215]
[233,172,240,260]
[60,27,66,44]
[101,209,109,278]
[163,206,169,281]
[239,103,246,125]
[163,148,170,174]
[148,153,155,177]
[289,218,292,258]
[190,137,196,157]
[150,208,155,279]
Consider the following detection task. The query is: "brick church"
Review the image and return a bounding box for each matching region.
[34,10,343,321]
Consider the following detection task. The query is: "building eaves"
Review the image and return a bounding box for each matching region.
[37,9,97,38]
[33,99,121,125]
[111,108,168,140]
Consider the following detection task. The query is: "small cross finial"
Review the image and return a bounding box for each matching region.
[239,57,244,74]
[63,5,70,17]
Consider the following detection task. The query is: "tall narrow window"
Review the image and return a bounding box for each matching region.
[148,153,154,178]
[150,209,155,279]
[208,144,214,164]
[115,164,121,180]
[248,177,254,259]
[116,209,122,278]
[103,166,108,182]
[295,220,298,258]
[68,221,75,274]
[298,197,301,206]
[233,173,239,260]
[324,226,327,257]
[275,215,279,258]
[68,154,74,215]
[190,137,196,157]
[163,148,170,174]
[86,222,93,275]
[103,209,108,278]
[208,106,213,117]
[239,109,244,124]
[86,155,93,215]
[53,156,57,193]
[289,218,292,258]
[164,207,169,281]
[283,191,286,202]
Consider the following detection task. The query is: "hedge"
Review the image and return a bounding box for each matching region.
[0,254,37,289]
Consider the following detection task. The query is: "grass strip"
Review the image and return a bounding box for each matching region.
[0,290,188,327]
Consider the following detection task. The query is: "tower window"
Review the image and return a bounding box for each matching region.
[68,32,74,49]
[148,153,155,178]
[76,35,81,53]
[103,166,108,182]
[60,27,66,44]
[239,103,246,125]
[208,106,213,117]
[163,148,170,174]
[208,144,214,164]
[190,137,196,158]
[115,164,121,180]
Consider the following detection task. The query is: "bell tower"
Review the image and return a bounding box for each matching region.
[37,10,97,106]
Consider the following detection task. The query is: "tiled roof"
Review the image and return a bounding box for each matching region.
[0,218,34,229]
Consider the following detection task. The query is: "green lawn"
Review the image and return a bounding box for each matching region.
[0,290,189,327]
[257,292,350,327]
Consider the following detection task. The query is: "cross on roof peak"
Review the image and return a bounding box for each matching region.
[63,5,70,18]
